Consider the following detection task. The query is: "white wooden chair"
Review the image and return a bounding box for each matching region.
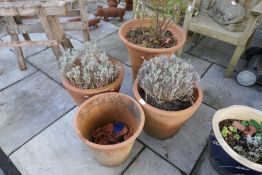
[180,0,262,78]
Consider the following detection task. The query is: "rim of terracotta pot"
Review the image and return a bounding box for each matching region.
[132,78,203,117]
[74,92,145,150]
[61,58,125,96]
[212,105,262,172]
[119,18,186,54]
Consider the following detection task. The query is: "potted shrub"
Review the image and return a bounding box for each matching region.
[58,42,125,105]
[75,92,145,166]
[119,0,187,80]
[133,55,203,139]
[209,105,262,174]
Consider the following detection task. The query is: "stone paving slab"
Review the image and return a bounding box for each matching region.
[0,48,37,90]
[27,48,60,83]
[182,53,211,77]
[189,37,245,72]
[0,72,74,155]
[1,33,48,58]
[120,65,133,97]
[66,21,119,42]
[200,64,262,110]
[97,32,130,66]
[139,104,216,174]
[124,148,182,175]
[10,108,144,175]
[0,168,4,175]
[191,148,219,175]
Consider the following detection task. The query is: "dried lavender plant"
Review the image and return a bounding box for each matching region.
[137,55,200,103]
[58,42,119,89]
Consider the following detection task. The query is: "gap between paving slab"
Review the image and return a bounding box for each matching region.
[10,108,144,175]
[0,71,75,155]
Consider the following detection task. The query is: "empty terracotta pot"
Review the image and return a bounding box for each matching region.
[133,79,203,139]
[62,58,125,106]
[74,92,145,166]
[119,18,186,80]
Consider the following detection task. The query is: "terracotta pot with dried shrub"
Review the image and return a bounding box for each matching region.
[59,42,125,105]
[133,55,203,139]
[119,0,187,80]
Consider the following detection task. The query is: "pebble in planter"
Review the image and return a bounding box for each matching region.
[58,42,125,105]
[133,55,203,139]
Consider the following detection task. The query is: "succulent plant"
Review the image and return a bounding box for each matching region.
[58,42,119,89]
[137,55,200,103]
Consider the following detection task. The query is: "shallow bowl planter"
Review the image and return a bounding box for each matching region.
[62,58,125,106]
[119,18,186,80]
[133,79,203,139]
[74,92,145,166]
[209,105,262,174]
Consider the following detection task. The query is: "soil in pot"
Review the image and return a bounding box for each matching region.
[138,88,195,111]
[91,121,133,145]
[126,26,177,48]
[219,119,262,165]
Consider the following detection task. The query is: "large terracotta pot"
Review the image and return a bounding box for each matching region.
[209,105,262,174]
[119,18,186,80]
[133,79,203,139]
[62,58,125,106]
[74,92,145,166]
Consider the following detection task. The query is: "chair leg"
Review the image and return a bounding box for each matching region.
[225,45,245,78]
[11,34,27,70]
[5,16,27,70]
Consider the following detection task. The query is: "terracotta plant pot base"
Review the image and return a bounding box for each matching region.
[133,79,203,139]
[75,93,145,166]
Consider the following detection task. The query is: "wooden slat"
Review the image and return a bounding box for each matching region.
[252,1,262,16]
[6,22,84,34]
[0,1,67,16]
[0,40,59,47]
[188,13,241,45]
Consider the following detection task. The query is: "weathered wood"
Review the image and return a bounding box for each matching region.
[5,16,27,70]
[6,22,86,34]
[252,1,262,16]
[225,14,258,78]
[0,40,59,47]
[79,0,90,41]
[13,16,31,41]
[181,0,262,78]
[35,5,62,59]
[0,1,67,16]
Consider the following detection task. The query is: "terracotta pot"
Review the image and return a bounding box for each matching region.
[62,58,125,106]
[119,18,186,80]
[133,79,203,139]
[125,0,133,11]
[209,105,262,174]
[74,92,145,166]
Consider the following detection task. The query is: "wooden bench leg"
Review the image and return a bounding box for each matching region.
[35,5,63,59]
[14,16,31,41]
[79,0,90,41]
[5,16,27,70]
[225,45,245,78]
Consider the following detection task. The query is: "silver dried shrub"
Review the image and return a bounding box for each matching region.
[58,42,120,89]
[138,55,200,103]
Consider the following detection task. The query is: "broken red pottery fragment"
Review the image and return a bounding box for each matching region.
[244,126,257,136]
[232,121,246,132]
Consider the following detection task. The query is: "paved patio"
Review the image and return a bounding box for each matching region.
[1,1,262,175]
